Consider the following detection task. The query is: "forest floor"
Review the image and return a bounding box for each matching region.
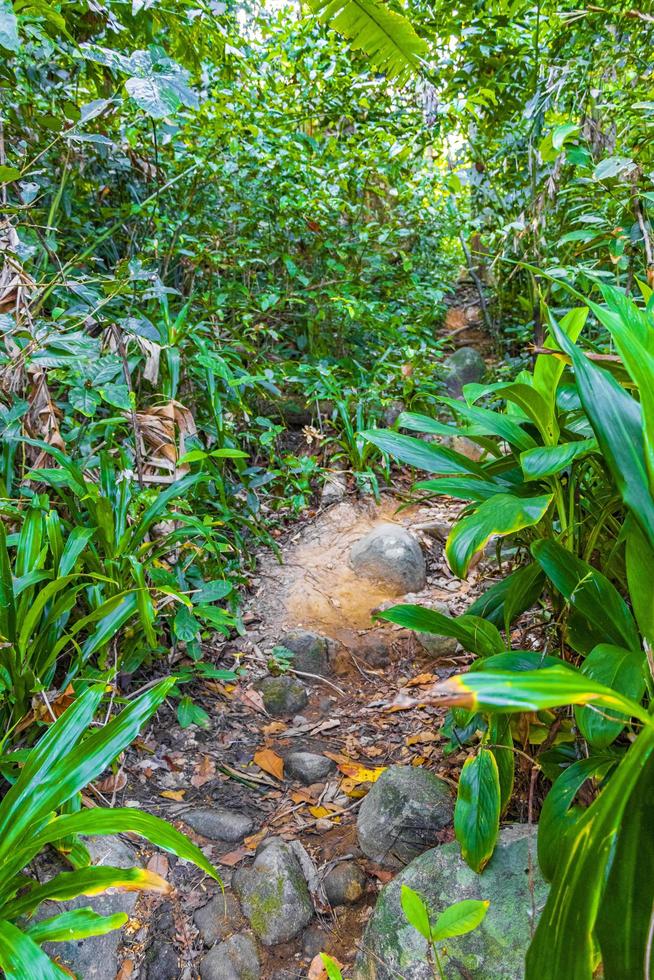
[83,288,519,980]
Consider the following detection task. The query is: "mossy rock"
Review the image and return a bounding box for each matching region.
[255,675,308,717]
[232,838,313,945]
[354,824,548,979]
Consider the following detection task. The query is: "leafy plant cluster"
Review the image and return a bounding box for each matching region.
[370,281,654,978]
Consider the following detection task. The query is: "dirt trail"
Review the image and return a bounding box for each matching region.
[112,492,497,980]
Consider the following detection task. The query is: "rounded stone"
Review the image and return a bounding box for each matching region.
[182,807,253,843]
[232,838,313,945]
[443,346,486,397]
[323,862,367,906]
[199,932,260,980]
[194,893,244,947]
[278,629,331,677]
[285,751,336,785]
[356,765,453,869]
[354,825,548,980]
[350,524,426,595]
[142,938,179,979]
[256,675,309,716]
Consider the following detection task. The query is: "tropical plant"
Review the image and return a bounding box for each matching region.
[428,664,654,980]
[0,678,218,978]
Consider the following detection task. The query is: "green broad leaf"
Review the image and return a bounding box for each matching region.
[209,448,249,459]
[488,714,513,813]
[308,0,428,85]
[467,561,545,632]
[432,665,652,728]
[533,307,587,425]
[471,651,561,672]
[397,411,459,436]
[415,476,505,502]
[375,603,503,657]
[519,439,596,480]
[98,383,132,410]
[0,681,175,869]
[575,644,645,748]
[400,884,432,941]
[177,695,210,729]
[0,0,19,52]
[15,807,218,887]
[4,866,169,920]
[440,396,537,452]
[595,748,654,978]
[552,123,580,151]
[360,429,486,477]
[625,516,654,645]
[591,284,654,495]
[0,920,69,980]
[193,579,232,603]
[593,155,634,180]
[59,527,95,576]
[25,908,128,944]
[173,604,200,642]
[113,48,199,118]
[431,898,489,942]
[69,387,101,417]
[454,749,500,872]
[532,539,640,653]
[538,755,615,882]
[547,311,654,554]
[0,522,16,642]
[501,383,559,444]
[446,493,553,579]
[526,724,654,979]
[0,165,20,182]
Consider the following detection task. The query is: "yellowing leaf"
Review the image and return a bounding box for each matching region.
[309,805,332,818]
[160,789,186,801]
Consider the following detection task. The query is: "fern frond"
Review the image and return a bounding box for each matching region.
[308,0,428,84]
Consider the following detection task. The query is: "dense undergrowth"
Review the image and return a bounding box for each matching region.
[1,0,654,976]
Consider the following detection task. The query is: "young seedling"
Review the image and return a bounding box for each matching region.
[318,891,488,980]
[400,886,489,979]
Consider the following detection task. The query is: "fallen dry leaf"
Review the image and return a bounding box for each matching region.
[95,771,127,794]
[407,672,437,687]
[253,748,284,780]
[239,687,267,715]
[146,853,169,879]
[160,789,186,801]
[244,829,267,850]
[191,755,216,788]
[262,721,287,735]
[217,846,250,866]
[406,730,440,746]
[115,959,135,980]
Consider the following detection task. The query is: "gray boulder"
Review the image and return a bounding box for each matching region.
[42,836,140,979]
[278,629,331,677]
[256,675,308,716]
[357,765,453,868]
[351,525,426,595]
[200,932,260,980]
[232,838,313,945]
[285,751,336,785]
[443,346,486,397]
[354,825,547,979]
[183,807,253,843]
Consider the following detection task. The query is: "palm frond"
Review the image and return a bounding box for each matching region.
[308,0,428,84]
